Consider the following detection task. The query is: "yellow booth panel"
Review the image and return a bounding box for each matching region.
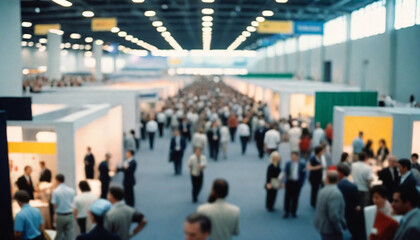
[343,116,393,153]
[8,142,57,154]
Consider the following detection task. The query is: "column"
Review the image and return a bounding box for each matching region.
[320,36,326,82]
[47,31,62,80]
[93,42,103,81]
[75,51,85,72]
[113,56,118,73]
[344,14,352,84]
[386,0,397,98]
[279,93,290,119]
[0,1,22,96]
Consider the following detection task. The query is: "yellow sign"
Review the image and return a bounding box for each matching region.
[8,142,57,154]
[257,20,293,34]
[34,24,61,35]
[92,18,117,31]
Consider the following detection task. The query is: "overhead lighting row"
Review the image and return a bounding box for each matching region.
[201,7,214,51]
[143,10,183,51]
[110,26,158,52]
[227,10,272,51]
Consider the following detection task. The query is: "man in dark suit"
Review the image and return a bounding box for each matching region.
[398,158,417,189]
[411,153,420,171]
[117,149,137,207]
[254,120,267,159]
[16,165,35,199]
[378,155,400,201]
[337,163,364,240]
[39,161,52,182]
[99,153,112,199]
[283,151,306,218]
[84,147,95,179]
[170,129,187,175]
[392,185,420,240]
[179,117,191,141]
[207,121,221,161]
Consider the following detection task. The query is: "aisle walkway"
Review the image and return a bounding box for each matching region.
[125,129,321,240]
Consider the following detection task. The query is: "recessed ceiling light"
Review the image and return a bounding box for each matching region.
[276,0,288,3]
[85,37,93,43]
[131,38,139,43]
[72,44,80,50]
[202,27,212,32]
[157,26,167,32]
[242,31,251,37]
[247,26,257,32]
[52,0,72,7]
[132,0,145,3]
[118,31,127,37]
[111,27,120,33]
[22,22,32,27]
[202,16,213,22]
[82,11,94,17]
[202,8,214,14]
[21,41,28,47]
[202,0,214,2]
[202,22,213,27]
[85,45,92,50]
[39,38,47,44]
[152,21,163,27]
[22,34,32,39]
[95,39,104,45]
[161,32,171,37]
[144,10,156,17]
[256,16,265,22]
[251,21,259,27]
[125,35,133,41]
[262,10,274,17]
[28,42,34,47]
[84,51,93,57]
[70,33,81,39]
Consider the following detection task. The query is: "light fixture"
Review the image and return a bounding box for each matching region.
[202,8,214,14]
[202,22,213,27]
[157,26,167,32]
[79,45,85,50]
[64,42,71,48]
[131,38,139,43]
[28,42,34,47]
[84,51,93,57]
[39,38,47,44]
[95,39,104,45]
[202,16,213,22]
[247,26,256,32]
[85,45,92,50]
[202,27,212,32]
[251,21,259,27]
[22,34,32,39]
[202,0,214,2]
[256,16,265,22]
[72,44,80,50]
[52,0,72,7]
[276,0,288,3]
[85,37,93,43]
[125,35,133,41]
[82,11,94,17]
[70,33,81,39]
[161,31,171,37]
[21,41,27,47]
[49,29,64,35]
[262,10,274,17]
[118,31,127,37]
[111,27,120,33]
[144,10,156,17]
[152,21,163,27]
[36,43,42,48]
[242,31,251,37]
[22,22,32,27]
[132,0,145,3]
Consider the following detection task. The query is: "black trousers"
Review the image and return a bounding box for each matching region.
[209,140,219,160]
[124,183,135,207]
[284,180,302,214]
[191,174,203,202]
[172,151,183,175]
[240,136,249,154]
[166,116,172,128]
[229,127,237,142]
[256,141,264,158]
[310,179,322,208]
[141,124,146,140]
[77,218,86,234]
[148,132,155,150]
[158,123,164,137]
[100,180,110,199]
[266,189,278,210]
[85,167,94,179]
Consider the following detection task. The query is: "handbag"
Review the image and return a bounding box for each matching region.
[270,178,281,189]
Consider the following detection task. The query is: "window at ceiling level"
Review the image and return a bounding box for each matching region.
[285,38,297,54]
[275,41,284,56]
[394,0,417,29]
[323,16,347,46]
[298,35,322,51]
[351,0,386,40]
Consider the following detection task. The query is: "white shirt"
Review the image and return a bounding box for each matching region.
[351,161,373,192]
[237,123,250,137]
[146,120,158,133]
[192,132,208,149]
[73,192,97,219]
[290,161,299,180]
[156,112,166,123]
[288,127,302,151]
[52,183,76,214]
[312,128,325,147]
[264,129,281,149]
[188,154,207,176]
[123,157,134,169]
[220,126,230,143]
[165,108,173,116]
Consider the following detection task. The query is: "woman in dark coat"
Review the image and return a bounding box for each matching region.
[265,151,281,212]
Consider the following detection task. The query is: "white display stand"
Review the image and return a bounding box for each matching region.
[332,107,420,164]
[225,77,360,120]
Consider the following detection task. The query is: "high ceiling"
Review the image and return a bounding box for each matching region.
[21,0,376,51]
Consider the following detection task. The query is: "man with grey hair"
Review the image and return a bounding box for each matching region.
[99,153,112,199]
[314,170,347,240]
[378,155,400,201]
[184,213,211,240]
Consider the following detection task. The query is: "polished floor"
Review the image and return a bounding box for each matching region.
[114,129,321,240]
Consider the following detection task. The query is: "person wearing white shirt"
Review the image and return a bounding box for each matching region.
[73,181,97,234]
[156,111,166,137]
[188,148,207,203]
[312,122,325,149]
[52,174,76,240]
[220,124,230,159]
[192,128,208,151]
[146,118,158,150]
[288,121,302,152]
[237,120,250,155]
[264,123,281,154]
[351,153,373,207]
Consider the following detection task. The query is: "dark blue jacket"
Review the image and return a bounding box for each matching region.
[400,172,417,189]
[76,225,120,240]
[284,161,306,186]
[99,161,110,183]
[118,159,137,186]
[170,136,187,153]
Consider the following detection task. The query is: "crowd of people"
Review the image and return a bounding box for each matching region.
[22,74,95,93]
[12,79,420,240]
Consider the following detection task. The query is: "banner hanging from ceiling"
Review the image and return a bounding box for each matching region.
[91,18,117,31]
[34,24,61,35]
[257,20,323,35]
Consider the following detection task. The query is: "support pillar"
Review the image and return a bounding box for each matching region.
[47,31,62,81]
[0,0,22,96]
[93,42,103,81]
[387,0,397,98]
[344,14,352,85]
[279,93,290,119]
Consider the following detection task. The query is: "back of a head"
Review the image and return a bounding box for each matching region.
[340,152,349,163]
[314,146,323,156]
[109,186,124,201]
[326,170,339,184]
[185,213,211,234]
[79,180,91,192]
[14,190,30,203]
[212,179,229,199]
[398,158,412,170]
[337,163,351,177]
[56,174,65,183]
[358,152,366,161]
[371,185,388,199]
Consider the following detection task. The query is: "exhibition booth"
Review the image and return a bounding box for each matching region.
[332,107,420,164]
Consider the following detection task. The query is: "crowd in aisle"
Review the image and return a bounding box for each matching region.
[22,74,96,93]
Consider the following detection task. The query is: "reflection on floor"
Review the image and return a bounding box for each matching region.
[113,129,321,240]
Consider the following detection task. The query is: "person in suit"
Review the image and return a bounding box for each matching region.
[265,151,281,212]
[207,121,221,161]
[197,179,240,240]
[39,161,52,182]
[411,153,420,171]
[179,117,192,141]
[376,139,389,166]
[117,150,137,207]
[378,155,400,201]
[188,147,207,203]
[84,147,95,179]
[170,129,187,175]
[398,158,417,188]
[307,146,324,208]
[282,151,306,218]
[392,185,420,240]
[16,165,35,200]
[76,199,120,240]
[99,153,112,199]
[337,163,364,240]
[254,120,267,159]
[314,170,347,240]
[184,213,211,240]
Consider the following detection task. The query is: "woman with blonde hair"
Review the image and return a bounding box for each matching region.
[265,151,282,212]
